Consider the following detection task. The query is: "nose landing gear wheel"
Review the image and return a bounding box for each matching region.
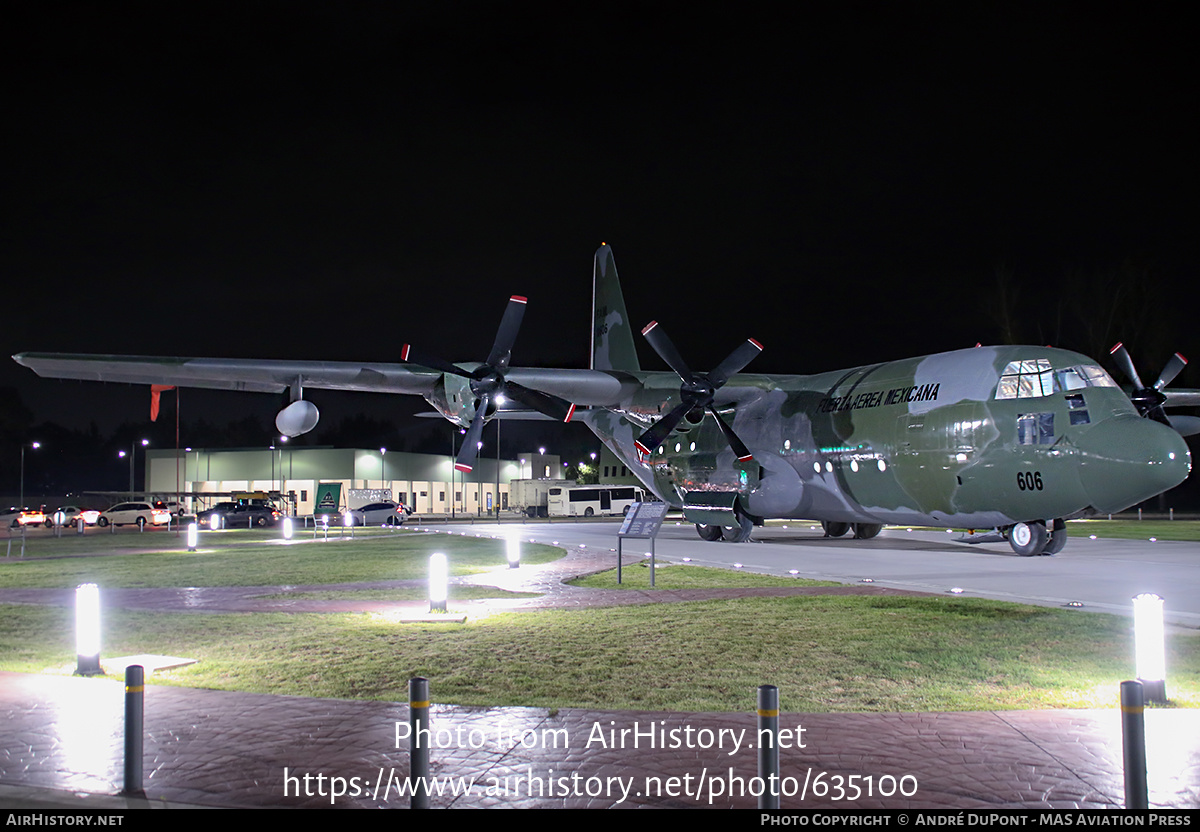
[1008,520,1048,556]
[696,523,723,541]
[1042,519,1067,555]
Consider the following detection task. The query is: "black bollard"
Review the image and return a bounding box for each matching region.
[1121,680,1148,810]
[758,684,780,809]
[409,677,430,809]
[123,665,145,796]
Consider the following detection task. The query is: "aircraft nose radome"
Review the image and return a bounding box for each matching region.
[1074,416,1192,513]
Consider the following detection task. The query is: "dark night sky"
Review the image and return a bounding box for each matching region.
[2,3,1195,438]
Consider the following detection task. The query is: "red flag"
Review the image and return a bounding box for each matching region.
[150,385,175,421]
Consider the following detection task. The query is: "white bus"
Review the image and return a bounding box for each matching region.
[547,485,647,517]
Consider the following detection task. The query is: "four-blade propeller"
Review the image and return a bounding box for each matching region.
[634,320,763,462]
[1109,342,1188,426]
[403,295,575,473]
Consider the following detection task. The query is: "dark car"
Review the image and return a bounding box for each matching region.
[196,502,281,529]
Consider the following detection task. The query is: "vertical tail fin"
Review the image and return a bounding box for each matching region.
[591,243,641,372]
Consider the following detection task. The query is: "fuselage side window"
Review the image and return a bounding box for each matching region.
[1017,412,1055,445]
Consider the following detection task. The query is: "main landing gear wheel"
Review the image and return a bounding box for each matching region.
[853,523,883,540]
[1042,519,1067,555]
[696,523,723,541]
[1008,520,1048,557]
[723,509,754,543]
[822,521,850,538]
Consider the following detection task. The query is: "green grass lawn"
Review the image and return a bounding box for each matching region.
[1061,519,1200,541]
[3,595,1195,712]
[0,529,561,588]
[5,522,1199,714]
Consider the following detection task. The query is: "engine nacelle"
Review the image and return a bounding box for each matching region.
[425,373,484,428]
[276,400,320,437]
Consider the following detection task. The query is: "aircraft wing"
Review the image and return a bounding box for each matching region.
[1165,389,1200,408]
[11,352,644,405]
[13,352,443,396]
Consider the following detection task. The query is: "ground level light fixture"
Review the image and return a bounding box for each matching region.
[75,583,101,676]
[1133,593,1167,703]
[429,553,448,612]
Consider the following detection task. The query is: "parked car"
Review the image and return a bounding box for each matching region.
[2,507,46,528]
[47,506,101,527]
[97,502,171,529]
[348,501,411,526]
[196,502,281,529]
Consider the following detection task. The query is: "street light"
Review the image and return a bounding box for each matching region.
[19,441,40,509]
[119,439,149,496]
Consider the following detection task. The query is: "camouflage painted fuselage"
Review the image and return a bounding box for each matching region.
[581,345,1192,528]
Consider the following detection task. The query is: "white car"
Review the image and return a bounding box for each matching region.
[347,501,410,526]
[98,502,171,529]
[2,507,46,528]
[48,506,101,527]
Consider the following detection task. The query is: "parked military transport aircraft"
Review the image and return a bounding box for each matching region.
[13,245,1199,555]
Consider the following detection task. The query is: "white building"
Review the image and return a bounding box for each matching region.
[145,447,562,517]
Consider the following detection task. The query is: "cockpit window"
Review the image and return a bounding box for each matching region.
[995,361,1119,400]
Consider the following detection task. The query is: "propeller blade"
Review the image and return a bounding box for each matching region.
[1110,343,1146,391]
[641,321,696,385]
[634,400,694,457]
[454,397,489,472]
[502,380,576,423]
[708,406,754,462]
[707,338,764,388]
[1154,352,1187,391]
[485,295,527,371]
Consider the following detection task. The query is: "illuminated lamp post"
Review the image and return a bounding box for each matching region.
[280,436,289,515]
[119,438,150,497]
[429,553,448,612]
[75,583,101,675]
[1133,593,1167,704]
[186,522,198,552]
[19,441,40,509]
[507,534,520,569]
